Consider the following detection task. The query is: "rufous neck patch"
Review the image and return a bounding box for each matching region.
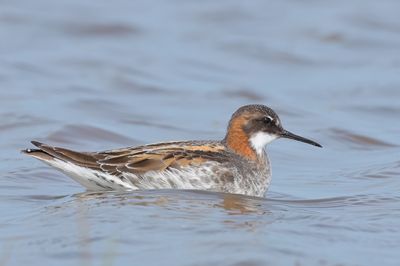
[224,116,257,160]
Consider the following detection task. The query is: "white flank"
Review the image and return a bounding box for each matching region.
[45,159,135,190]
[250,132,278,155]
[41,158,221,191]
[31,157,270,197]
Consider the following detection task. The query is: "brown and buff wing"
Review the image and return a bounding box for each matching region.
[25,141,231,176]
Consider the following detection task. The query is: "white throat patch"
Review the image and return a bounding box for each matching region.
[250,132,278,155]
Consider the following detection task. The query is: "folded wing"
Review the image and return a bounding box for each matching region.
[26,141,230,177]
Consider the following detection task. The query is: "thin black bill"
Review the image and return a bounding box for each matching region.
[281,130,322,148]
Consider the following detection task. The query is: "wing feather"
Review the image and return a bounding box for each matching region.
[98,142,230,175]
[30,141,231,177]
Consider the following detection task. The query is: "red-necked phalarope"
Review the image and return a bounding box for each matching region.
[23,104,322,197]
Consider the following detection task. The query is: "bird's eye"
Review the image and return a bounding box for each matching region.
[263,116,273,124]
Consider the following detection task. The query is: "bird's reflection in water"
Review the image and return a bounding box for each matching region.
[215,193,269,215]
[71,189,271,215]
[215,193,274,232]
[68,189,274,232]
[73,190,171,207]
[40,188,277,262]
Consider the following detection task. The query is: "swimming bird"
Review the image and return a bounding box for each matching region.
[23,104,321,197]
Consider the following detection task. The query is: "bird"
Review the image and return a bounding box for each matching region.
[23,104,322,197]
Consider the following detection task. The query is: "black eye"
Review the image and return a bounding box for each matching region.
[262,116,273,124]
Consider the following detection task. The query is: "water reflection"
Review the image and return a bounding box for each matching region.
[73,190,171,208]
[215,193,267,215]
[330,128,396,149]
[69,190,270,215]
[45,124,135,146]
[71,190,275,232]
[61,22,140,37]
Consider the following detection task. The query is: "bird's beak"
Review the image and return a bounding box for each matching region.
[280,130,322,148]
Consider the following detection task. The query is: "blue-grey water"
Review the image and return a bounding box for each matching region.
[1,0,400,265]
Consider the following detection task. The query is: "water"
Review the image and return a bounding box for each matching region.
[1,0,400,265]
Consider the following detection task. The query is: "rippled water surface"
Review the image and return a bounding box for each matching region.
[1,0,400,265]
